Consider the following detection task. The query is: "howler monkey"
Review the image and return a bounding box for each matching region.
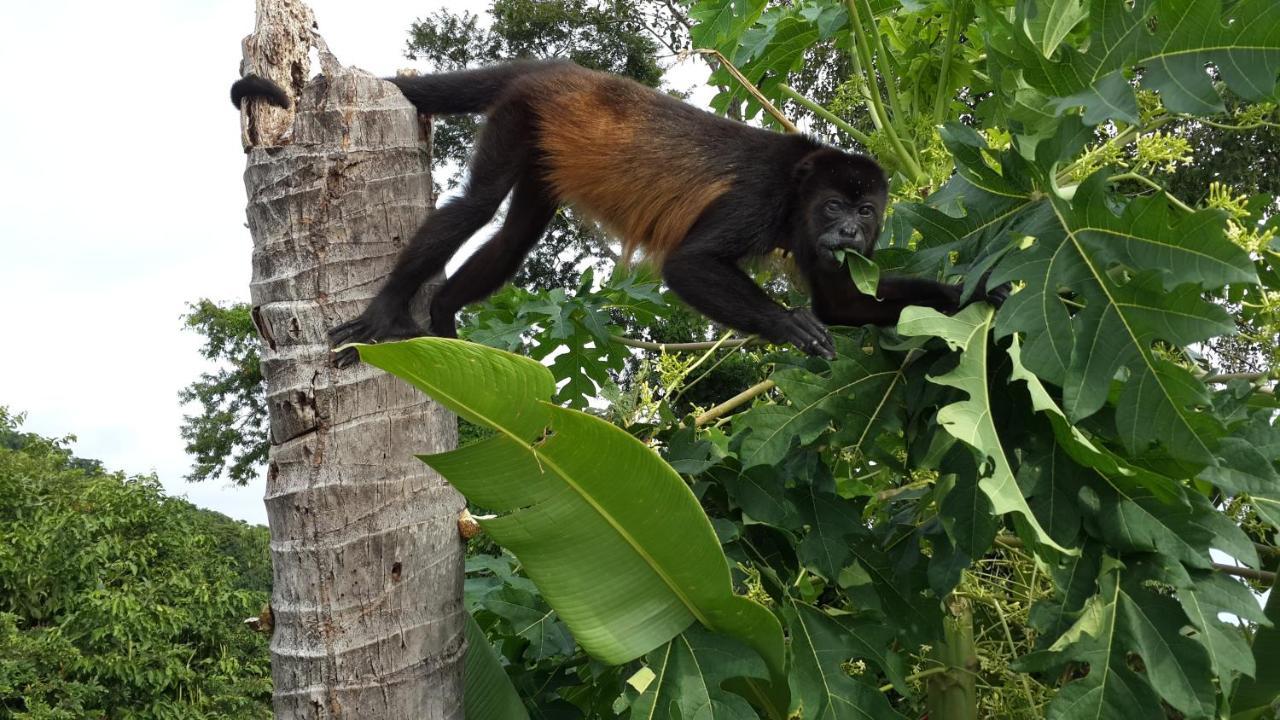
[231,61,1004,363]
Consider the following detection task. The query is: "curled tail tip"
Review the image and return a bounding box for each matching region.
[230,74,291,110]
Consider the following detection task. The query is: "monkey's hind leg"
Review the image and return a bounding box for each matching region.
[428,178,557,338]
[330,99,535,366]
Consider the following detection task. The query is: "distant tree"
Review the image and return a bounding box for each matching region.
[0,408,272,718]
[179,299,266,486]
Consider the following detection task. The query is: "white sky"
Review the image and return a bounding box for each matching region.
[0,0,505,527]
[0,0,706,526]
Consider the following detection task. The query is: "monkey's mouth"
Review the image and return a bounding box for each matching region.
[829,247,872,270]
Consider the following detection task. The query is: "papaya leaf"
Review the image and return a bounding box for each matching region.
[1020,0,1088,59]
[357,339,784,679]
[463,613,530,720]
[1231,586,1280,720]
[690,0,767,49]
[735,335,906,468]
[1021,558,1218,719]
[835,249,880,297]
[999,0,1280,123]
[630,625,774,720]
[785,602,910,719]
[992,172,1256,465]
[898,304,1075,554]
[1007,336,1183,505]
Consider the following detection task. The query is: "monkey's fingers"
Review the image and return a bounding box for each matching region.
[783,308,836,359]
[332,346,362,368]
[329,317,368,347]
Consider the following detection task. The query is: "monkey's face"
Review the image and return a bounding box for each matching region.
[810,191,884,267]
[793,150,888,271]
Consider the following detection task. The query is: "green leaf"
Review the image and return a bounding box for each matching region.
[1175,572,1264,688]
[735,336,908,468]
[463,614,530,720]
[1231,585,1280,719]
[994,173,1256,464]
[785,603,910,719]
[689,0,768,49]
[940,472,998,557]
[630,625,772,720]
[1022,558,1217,719]
[836,250,880,296]
[1008,336,1183,505]
[735,402,831,469]
[358,339,784,677]
[480,586,574,662]
[999,0,1280,123]
[898,304,1074,553]
[1020,0,1088,59]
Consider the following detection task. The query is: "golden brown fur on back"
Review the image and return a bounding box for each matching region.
[523,67,735,261]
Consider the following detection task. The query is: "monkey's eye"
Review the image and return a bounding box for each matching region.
[857,205,876,217]
[824,199,845,213]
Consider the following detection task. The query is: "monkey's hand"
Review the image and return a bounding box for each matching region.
[771,308,836,359]
[328,311,427,368]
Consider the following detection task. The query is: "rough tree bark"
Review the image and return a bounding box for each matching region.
[237,1,465,717]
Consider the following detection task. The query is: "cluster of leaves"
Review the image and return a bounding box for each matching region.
[0,408,272,719]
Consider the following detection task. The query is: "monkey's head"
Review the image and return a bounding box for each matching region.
[793,149,888,271]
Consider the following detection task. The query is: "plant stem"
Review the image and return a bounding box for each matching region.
[845,0,923,181]
[932,2,963,124]
[1107,172,1196,213]
[780,84,874,146]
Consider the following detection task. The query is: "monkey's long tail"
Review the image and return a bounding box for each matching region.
[387,59,565,115]
[230,61,562,114]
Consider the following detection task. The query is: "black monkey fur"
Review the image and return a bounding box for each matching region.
[231,61,1005,364]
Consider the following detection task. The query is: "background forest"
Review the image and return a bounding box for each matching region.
[4,0,1280,718]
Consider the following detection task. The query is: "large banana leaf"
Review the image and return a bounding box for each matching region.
[357,339,784,678]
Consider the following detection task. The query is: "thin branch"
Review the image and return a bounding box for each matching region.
[1213,563,1277,584]
[1181,114,1280,131]
[1201,371,1274,384]
[690,48,800,133]
[695,379,776,426]
[610,335,754,352]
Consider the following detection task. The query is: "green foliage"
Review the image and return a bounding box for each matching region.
[0,409,271,718]
[179,300,266,486]
[387,1,1280,718]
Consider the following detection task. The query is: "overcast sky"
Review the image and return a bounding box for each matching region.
[0,0,707,527]
[0,0,491,526]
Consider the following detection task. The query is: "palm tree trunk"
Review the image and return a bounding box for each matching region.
[237,1,464,716]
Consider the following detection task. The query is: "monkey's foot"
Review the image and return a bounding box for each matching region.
[328,314,426,368]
